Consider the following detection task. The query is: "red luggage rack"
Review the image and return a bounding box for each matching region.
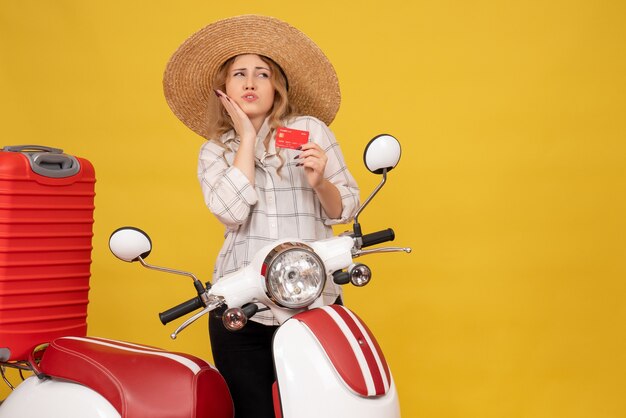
[0,145,96,361]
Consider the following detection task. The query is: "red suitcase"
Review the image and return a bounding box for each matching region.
[0,145,96,361]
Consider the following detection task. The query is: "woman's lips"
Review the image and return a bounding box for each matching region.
[241,94,258,102]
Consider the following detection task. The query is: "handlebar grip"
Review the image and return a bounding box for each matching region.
[159,296,204,325]
[361,228,395,248]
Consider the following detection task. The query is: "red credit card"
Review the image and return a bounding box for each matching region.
[275,127,309,149]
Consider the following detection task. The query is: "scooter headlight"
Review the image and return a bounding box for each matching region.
[262,243,326,309]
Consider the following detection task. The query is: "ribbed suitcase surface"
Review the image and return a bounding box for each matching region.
[0,145,95,361]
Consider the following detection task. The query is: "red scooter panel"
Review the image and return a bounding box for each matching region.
[293,305,391,397]
[39,336,233,418]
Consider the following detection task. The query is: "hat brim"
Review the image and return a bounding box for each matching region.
[163,15,341,139]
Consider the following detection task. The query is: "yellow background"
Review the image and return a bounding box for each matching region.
[2,1,625,417]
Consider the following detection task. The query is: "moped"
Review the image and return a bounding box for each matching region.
[0,134,410,418]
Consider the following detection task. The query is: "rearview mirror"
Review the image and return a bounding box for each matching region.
[363,134,401,174]
[353,134,402,238]
[109,227,152,262]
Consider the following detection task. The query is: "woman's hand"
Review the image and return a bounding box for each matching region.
[215,89,256,185]
[297,142,343,218]
[296,142,328,189]
[215,89,256,142]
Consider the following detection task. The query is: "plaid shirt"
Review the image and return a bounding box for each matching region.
[198,116,360,325]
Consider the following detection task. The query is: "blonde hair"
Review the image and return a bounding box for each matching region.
[205,54,297,144]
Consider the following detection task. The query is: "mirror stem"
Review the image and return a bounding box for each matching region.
[353,168,388,237]
[138,257,203,287]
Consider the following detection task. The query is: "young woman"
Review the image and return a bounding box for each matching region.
[163,15,360,418]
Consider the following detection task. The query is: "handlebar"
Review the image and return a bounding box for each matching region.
[361,228,395,248]
[159,296,204,325]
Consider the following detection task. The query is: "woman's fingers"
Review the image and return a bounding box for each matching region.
[216,90,239,117]
[297,143,326,160]
[297,144,328,167]
[215,89,256,139]
[296,142,327,187]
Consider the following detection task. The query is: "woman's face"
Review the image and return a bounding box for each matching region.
[225,54,275,126]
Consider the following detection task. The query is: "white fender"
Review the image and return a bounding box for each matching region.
[273,317,401,418]
[0,376,120,418]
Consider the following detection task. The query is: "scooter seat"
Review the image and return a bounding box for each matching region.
[38,336,233,418]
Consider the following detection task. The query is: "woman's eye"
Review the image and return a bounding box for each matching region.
[258,72,270,78]
[233,71,245,77]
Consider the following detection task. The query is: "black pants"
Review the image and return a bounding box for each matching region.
[209,314,279,418]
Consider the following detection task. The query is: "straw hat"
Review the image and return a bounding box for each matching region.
[163,15,341,139]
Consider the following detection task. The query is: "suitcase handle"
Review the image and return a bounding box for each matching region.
[2,144,64,154]
[2,144,81,178]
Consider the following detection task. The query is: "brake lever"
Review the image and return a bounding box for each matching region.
[353,246,412,258]
[170,296,224,340]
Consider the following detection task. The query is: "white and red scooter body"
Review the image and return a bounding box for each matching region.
[273,305,400,418]
[207,236,401,417]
